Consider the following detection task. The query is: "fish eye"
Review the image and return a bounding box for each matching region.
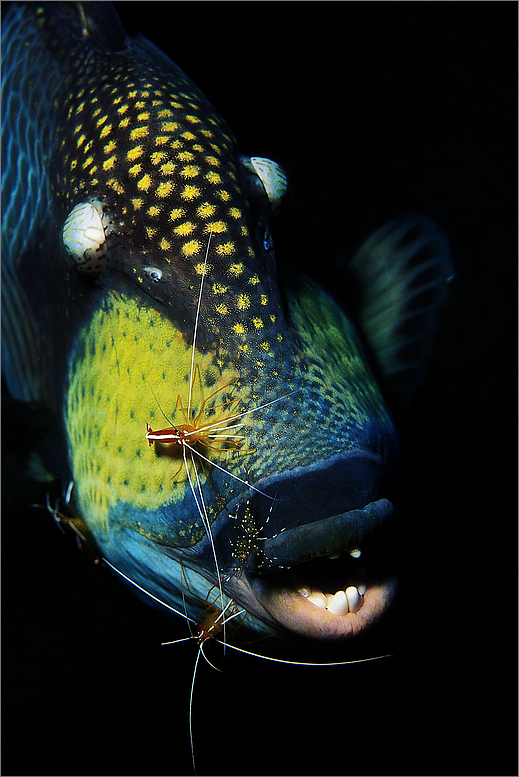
[250,157,288,217]
[61,199,108,275]
[143,266,163,282]
[263,230,273,252]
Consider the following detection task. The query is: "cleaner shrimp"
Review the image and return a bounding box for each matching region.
[145,231,294,625]
[103,557,392,775]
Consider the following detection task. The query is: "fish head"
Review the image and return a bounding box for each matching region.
[3,2,452,651]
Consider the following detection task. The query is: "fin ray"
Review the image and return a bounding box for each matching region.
[350,215,453,402]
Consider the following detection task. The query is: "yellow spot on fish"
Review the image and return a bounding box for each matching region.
[132,198,143,209]
[178,151,194,162]
[197,203,217,218]
[212,283,229,295]
[119,117,130,129]
[205,221,226,234]
[233,323,246,335]
[95,114,108,128]
[174,222,194,236]
[218,190,231,202]
[102,156,116,171]
[130,126,148,141]
[138,174,152,191]
[155,135,169,146]
[252,317,264,330]
[236,294,251,311]
[146,226,158,239]
[182,131,196,140]
[156,181,174,198]
[147,205,161,218]
[117,104,129,114]
[181,165,200,178]
[260,294,269,306]
[228,263,244,277]
[137,112,150,122]
[151,151,167,165]
[182,240,201,257]
[181,185,200,200]
[206,171,222,184]
[127,146,144,161]
[157,108,174,118]
[104,139,117,154]
[129,163,142,177]
[160,161,176,175]
[99,124,112,139]
[259,341,271,352]
[169,208,184,220]
[161,121,179,132]
[206,156,220,167]
[186,115,201,124]
[108,179,125,195]
[216,242,234,257]
[159,237,171,251]
[228,207,241,219]
[215,303,229,315]
[77,134,86,148]
[248,274,260,285]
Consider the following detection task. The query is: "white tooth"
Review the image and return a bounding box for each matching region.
[296,585,312,598]
[327,551,340,559]
[357,583,367,596]
[346,586,362,613]
[327,590,349,616]
[324,592,335,607]
[307,592,327,609]
[349,548,361,558]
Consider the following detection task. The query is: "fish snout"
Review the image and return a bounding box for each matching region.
[213,450,403,641]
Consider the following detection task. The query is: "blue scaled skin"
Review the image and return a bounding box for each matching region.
[1,2,451,644]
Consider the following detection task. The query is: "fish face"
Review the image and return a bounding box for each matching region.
[2,3,451,648]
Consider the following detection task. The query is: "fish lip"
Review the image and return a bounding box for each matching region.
[222,503,399,641]
[208,451,404,641]
[247,574,398,641]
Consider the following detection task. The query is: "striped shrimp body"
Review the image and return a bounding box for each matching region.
[104,557,391,774]
[145,232,294,618]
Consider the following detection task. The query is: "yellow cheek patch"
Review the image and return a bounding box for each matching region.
[65,292,247,536]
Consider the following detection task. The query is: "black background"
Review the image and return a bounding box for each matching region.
[2,3,517,776]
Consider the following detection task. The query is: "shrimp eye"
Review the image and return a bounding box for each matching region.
[143,266,163,282]
[250,156,288,217]
[61,199,108,275]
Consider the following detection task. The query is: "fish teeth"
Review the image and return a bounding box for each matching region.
[296,584,365,615]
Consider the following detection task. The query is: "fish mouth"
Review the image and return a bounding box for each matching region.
[247,500,397,640]
[212,452,403,642]
[228,503,397,641]
[244,561,396,642]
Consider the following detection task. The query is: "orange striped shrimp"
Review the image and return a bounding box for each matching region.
[103,557,392,774]
[145,232,293,621]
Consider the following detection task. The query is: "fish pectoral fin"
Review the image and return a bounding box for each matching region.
[349,214,454,404]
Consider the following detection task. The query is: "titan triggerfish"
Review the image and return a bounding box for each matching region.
[1,2,453,647]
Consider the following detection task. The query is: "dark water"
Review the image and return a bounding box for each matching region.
[3,4,517,775]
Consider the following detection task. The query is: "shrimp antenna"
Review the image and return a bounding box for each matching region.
[188,229,213,423]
